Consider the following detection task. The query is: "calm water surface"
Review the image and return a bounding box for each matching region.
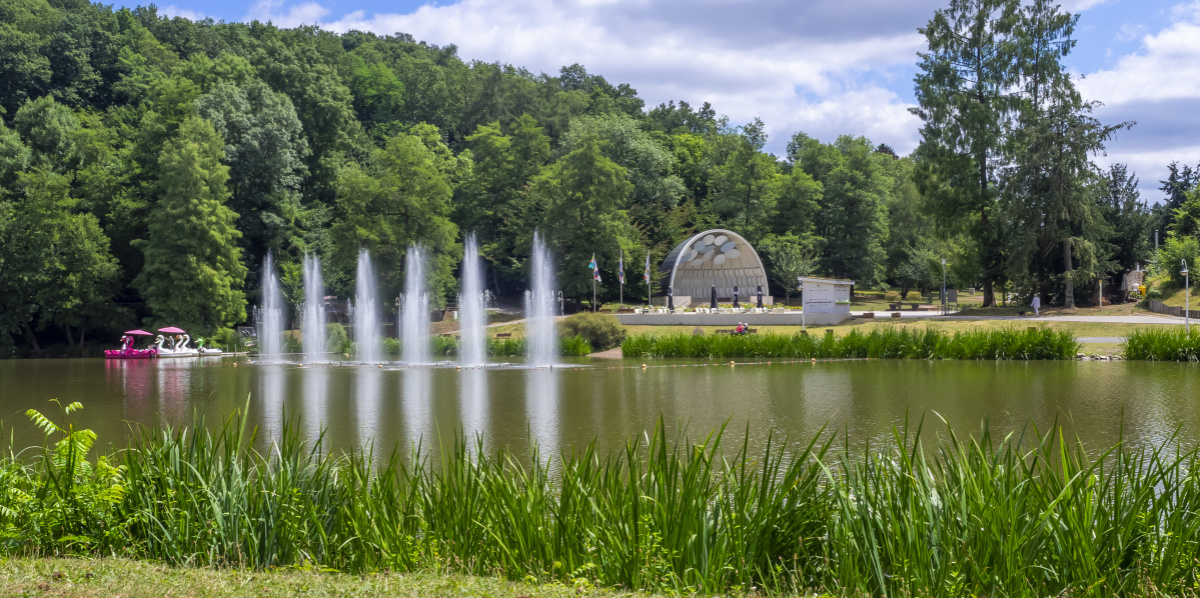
[2,357,1199,458]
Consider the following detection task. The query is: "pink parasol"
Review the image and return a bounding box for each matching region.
[125,329,154,336]
[158,326,186,334]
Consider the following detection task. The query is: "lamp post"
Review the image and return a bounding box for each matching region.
[1184,259,1190,335]
[1156,229,1159,252]
[941,258,947,315]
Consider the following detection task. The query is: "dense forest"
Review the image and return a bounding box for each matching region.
[0,0,1194,356]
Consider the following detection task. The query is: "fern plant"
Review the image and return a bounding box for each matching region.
[22,399,126,553]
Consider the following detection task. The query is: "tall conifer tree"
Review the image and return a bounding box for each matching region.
[133,116,247,332]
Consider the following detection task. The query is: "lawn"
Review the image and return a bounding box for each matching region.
[0,558,690,598]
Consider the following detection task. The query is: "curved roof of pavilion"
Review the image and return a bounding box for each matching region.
[659,229,769,298]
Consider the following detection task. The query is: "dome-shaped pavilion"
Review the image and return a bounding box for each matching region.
[659,229,770,304]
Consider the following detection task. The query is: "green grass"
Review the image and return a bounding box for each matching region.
[13,400,1200,595]
[1122,327,1200,361]
[0,557,680,598]
[621,326,1080,360]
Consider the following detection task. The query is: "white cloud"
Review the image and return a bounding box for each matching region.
[245,0,330,27]
[160,4,208,20]
[1076,2,1200,200]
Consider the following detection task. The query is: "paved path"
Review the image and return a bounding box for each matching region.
[851,311,1185,324]
[1078,336,1125,343]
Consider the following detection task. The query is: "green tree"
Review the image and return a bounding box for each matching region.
[560,113,685,248]
[708,119,778,244]
[13,95,81,171]
[0,169,120,355]
[1002,0,1128,307]
[330,128,459,301]
[759,235,816,304]
[195,79,310,261]
[791,134,890,284]
[532,138,634,303]
[912,0,1021,307]
[133,116,247,333]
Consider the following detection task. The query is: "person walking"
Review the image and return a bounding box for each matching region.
[1031,294,1041,316]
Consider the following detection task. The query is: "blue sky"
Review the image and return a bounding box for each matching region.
[144,0,1200,202]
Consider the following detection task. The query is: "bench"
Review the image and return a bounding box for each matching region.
[616,308,635,314]
[715,329,757,334]
[493,332,512,339]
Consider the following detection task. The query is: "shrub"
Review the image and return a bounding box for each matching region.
[559,313,626,351]
[1146,287,1164,301]
[325,323,348,352]
[884,290,901,303]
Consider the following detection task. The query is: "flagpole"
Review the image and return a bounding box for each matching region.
[592,277,596,313]
[619,249,624,309]
[646,252,651,307]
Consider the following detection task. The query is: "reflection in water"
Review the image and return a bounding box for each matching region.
[258,364,287,437]
[302,365,329,440]
[354,367,384,451]
[460,368,489,452]
[525,367,560,458]
[10,359,1200,462]
[402,368,433,451]
[156,358,193,418]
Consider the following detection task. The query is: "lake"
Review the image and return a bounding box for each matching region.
[2,356,1199,459]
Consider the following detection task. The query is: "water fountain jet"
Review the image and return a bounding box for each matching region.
[353,249,382,363]
[401,246,431,365]
[256,252,285,360]
[525,232,558,367]
[460,234,487,367]
[301,254,327,362]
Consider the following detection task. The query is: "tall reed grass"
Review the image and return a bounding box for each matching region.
[10,402,1200,596]
[622,326,1079,360]
[1122,327,1200,361]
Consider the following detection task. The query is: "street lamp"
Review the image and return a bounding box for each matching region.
[1184,259,1190,334]
[941,258,947,315]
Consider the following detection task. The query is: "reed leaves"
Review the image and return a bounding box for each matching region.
[1122,327,1200,361]
[7,404,1200,596]
[622,326,1080,360]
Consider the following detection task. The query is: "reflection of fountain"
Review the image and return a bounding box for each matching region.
[354,367,383,453]
[353,249,381,363]
[401,245,430,365]
[402,368,432,449]
[460,368,488,453]
[460,234,487,367]
[302,365,328,440]
[302,254,327,362]
[525,231,558,367]
[257,252,285,360]
[259,364,287,439]
[525,367,560,458]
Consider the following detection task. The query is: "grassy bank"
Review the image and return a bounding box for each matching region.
[621,326,1079,360]
[11,402,1200,596]
[0,557,666,598]
[1122,327,1200,361]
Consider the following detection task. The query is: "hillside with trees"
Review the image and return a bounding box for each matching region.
[0,0,1189,356]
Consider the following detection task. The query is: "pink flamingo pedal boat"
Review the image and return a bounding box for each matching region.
[104,330,158,359]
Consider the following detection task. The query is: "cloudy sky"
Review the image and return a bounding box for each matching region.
[149,0,1200,203]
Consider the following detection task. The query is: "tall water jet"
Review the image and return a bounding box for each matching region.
[459,234,487,367]
[525,231,558,366]
[400,245,430,365]
[257,252,285,360]
[354,249,381,363]
[301,254,327,362]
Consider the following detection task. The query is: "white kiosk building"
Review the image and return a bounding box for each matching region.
[798,276,854,326]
